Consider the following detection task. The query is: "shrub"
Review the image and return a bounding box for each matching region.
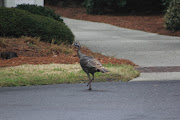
[84,0,126,14]
[164,1,180,31]
[161,0,171,9]
[45,0,60,5]
[84,0,165,15]
[0,8,74,44]
[123,0,163,14]
[84,0,104,14]
[16,4,63,23]
[45,0,85,6]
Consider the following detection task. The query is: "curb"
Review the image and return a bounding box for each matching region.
[131,72,180,82]
[132,66,180,82]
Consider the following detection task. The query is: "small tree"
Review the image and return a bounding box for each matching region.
[164,0,180,31]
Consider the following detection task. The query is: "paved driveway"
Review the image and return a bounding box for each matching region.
[63,18,180,67]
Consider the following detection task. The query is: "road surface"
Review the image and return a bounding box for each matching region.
[0,81,180,120]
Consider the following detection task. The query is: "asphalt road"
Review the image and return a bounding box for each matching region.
[0,81,180,120]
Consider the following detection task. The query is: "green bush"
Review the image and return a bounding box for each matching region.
[161,0,171,9]
[84,0,103,14]
[164,1,180,31]
[84,0,126,14]
[45,0,85,6]
[84,0,165,15]
[0,8,74,44]
[45,0,59,5]
[16,4,63,23]
[123,0,163,14]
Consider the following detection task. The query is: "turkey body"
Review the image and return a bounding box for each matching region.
[80,55,108,75]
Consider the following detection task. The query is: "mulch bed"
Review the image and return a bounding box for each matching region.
[0,38,135,67]
[0,56,135,67]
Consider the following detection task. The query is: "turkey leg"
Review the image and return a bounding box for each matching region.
[87,74,94,90]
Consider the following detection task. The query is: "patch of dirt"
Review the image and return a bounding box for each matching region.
[52,7,180,37]
[0,37,135,67]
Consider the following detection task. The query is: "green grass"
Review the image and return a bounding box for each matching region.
[0,64,140,87]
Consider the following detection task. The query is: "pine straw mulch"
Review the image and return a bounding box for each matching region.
[52,7,180,37]
[0,37,135,67]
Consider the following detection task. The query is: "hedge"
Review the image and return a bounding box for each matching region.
[45,0,84,6]
[0,7,74,44]
[84,0,166,15]
[44,0,170,15]
[84,0,126,14]
[16,4,64,23]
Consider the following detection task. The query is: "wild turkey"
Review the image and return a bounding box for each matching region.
[74,42,109,90]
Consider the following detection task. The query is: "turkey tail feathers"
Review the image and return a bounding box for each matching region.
[97,67,109,73]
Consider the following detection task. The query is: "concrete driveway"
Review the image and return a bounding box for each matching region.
[64,17,180,67]
[63,17,180,81]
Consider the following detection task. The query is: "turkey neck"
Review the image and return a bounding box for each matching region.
[77,47,82,58]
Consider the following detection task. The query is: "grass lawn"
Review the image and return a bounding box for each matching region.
[0,64,140,87]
